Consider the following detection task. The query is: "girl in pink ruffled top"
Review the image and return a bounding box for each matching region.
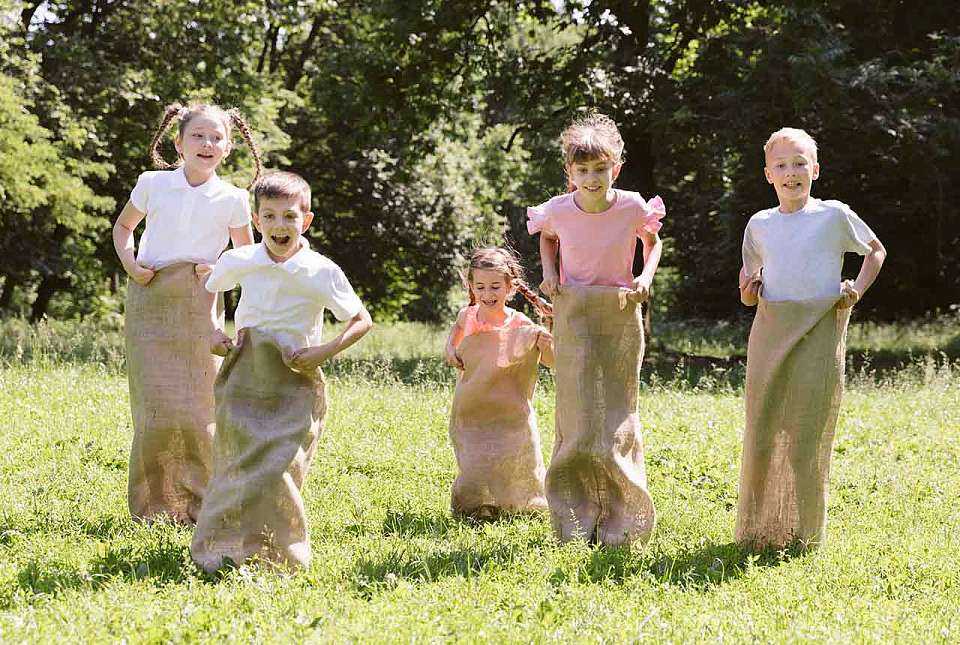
[527,112,665,299]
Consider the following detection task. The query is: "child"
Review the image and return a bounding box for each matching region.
[444,247,555,520]
[527,112,665,545]
[113,102,262,524]
[736,127,886,549]
[192,171,372,572]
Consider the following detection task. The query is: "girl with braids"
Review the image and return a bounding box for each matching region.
[527,112,665,545]
[444,247,555,519]
[112,102,263,524]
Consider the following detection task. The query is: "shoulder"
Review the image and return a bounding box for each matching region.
[133,169,171,191]
[211,176,251,201]
[511,309,536,328]
[747,206,779,226]
[615,189,647,208]
[817,198,856,217]
[295,249,351,281]
[455,305,473,325]
[537,192,575,213]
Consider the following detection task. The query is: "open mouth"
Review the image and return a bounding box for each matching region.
[270,234,292,246]
[481,299,498,307]
[198,153,214,160]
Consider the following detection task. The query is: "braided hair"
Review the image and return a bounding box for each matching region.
[148,102,264,188]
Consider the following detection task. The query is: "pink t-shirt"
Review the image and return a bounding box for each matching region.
[527,190,666,288]
[458,305,534,344]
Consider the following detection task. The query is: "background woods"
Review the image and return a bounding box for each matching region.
[1,0,957,322]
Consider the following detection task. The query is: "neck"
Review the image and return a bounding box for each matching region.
[265,238,302,263]
[476,305,508,325]
[778,195,811,214]
[574,188,616,213]
[182,164,215,187]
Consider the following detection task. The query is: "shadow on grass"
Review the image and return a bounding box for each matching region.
[10,535,192,603]
[548,540,805,589]
[381,508,462,539]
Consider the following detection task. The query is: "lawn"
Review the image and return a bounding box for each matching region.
[0,317,958,642]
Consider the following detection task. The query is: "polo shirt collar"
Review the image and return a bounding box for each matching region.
[172,166,220,196]
[252,237,312,268]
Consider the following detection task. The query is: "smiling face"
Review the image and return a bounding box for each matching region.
[174,113,232,181]
[764,137,820,212]
[468,268,514,314]
[565,157,622,208]
[254,195,314,262]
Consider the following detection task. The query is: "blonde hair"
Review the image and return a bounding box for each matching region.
[253,171,312,213]
[463,247,551,321]
[763,127,818,163]
[560,112,625,166]
[148,102,264,188]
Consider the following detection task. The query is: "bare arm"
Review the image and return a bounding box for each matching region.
[539,233,560,296]
[113,200,155,285]
[840,238,887,308]
[536,328,555,368]
[445,308,467,369]
[739,266,761,307]
[290,307,374,371]
[229,225,254,248]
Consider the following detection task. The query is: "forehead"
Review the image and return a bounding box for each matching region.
[182,113,229,134]
[766,137,815,161]
[470,268,508,283]
[258,195,306,214]
[568,156,613,167]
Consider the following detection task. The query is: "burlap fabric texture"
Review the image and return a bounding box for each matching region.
[546,285,656,546]
[449,324,548,517]
[736,296,851,549]
[125,262,223,523]
[191,327,326,572]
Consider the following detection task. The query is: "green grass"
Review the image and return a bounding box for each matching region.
[0,352,958,641]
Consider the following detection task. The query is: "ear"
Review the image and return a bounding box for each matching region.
[811,162,820,180]
[174,135,183,158]
[611,162,623,180]
[223,138,233,158]
[764,166,774,184]
[301,212,314,232]
[251,211,262,231]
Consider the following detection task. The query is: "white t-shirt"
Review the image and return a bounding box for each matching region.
[205,239,364,347]
[130,167,251,269]
[742,198,877,301]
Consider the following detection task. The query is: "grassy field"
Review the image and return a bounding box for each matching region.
[0,317,958,642]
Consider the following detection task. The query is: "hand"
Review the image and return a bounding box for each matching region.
[744,278,762,300]
[289,344,335,372]
[210,329,235,356]
[539,273,559,297]
[838,280,860,309]
[130,263,155,286]
[629,276,651,303]
[535,328,554,353]
[445,344,464,370]
[195,263,213,282]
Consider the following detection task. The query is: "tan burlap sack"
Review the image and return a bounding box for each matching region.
[449,324,548,517]
[191,328,326,572]
[735,296,851,549]
[546,285,656,546]
[125,262,223,523]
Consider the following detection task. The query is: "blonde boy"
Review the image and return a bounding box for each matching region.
[734,128,885,549]
[191,171,372,572]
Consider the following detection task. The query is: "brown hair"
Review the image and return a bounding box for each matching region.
[253,171,312,213]
[464,247,551,321]
[560,112,625,166]
[148,102,264,188]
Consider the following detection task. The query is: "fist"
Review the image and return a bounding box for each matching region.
[210,329,235,356]
[838,280,860,309]
[195,263,214,282]
[629,276,651,303]
[539,275,559,297]
[131,264,155,286]
[536,328,554,352]
[445,345,464,370]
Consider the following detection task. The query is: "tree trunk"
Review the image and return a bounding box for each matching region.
[30,274,70,322]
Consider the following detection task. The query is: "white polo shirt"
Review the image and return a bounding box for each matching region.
[130,167,251,269]
[742,198,877,301]
[205,239,364,347]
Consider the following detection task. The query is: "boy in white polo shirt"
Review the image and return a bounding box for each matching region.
[192,171,372,572]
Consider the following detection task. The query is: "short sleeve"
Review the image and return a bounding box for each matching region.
[836,202,876,255]
[322,265,364,321]
[636,195,666,235]
[205,251,243,293]
[526,202,556,238]
[741,222,763,285]
[228,191,252,228]
[129,172,152,212]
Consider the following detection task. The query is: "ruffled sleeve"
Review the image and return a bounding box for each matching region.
[637,195,666,235]
[526,202,555,237]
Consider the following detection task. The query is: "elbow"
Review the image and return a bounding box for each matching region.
[358,307,374,333]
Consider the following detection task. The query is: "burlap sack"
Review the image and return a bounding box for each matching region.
[125,262,223,523]
[735,296,851,549]
[191,328,326,572]
[449,325,548,517]
[546,285,656,545]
